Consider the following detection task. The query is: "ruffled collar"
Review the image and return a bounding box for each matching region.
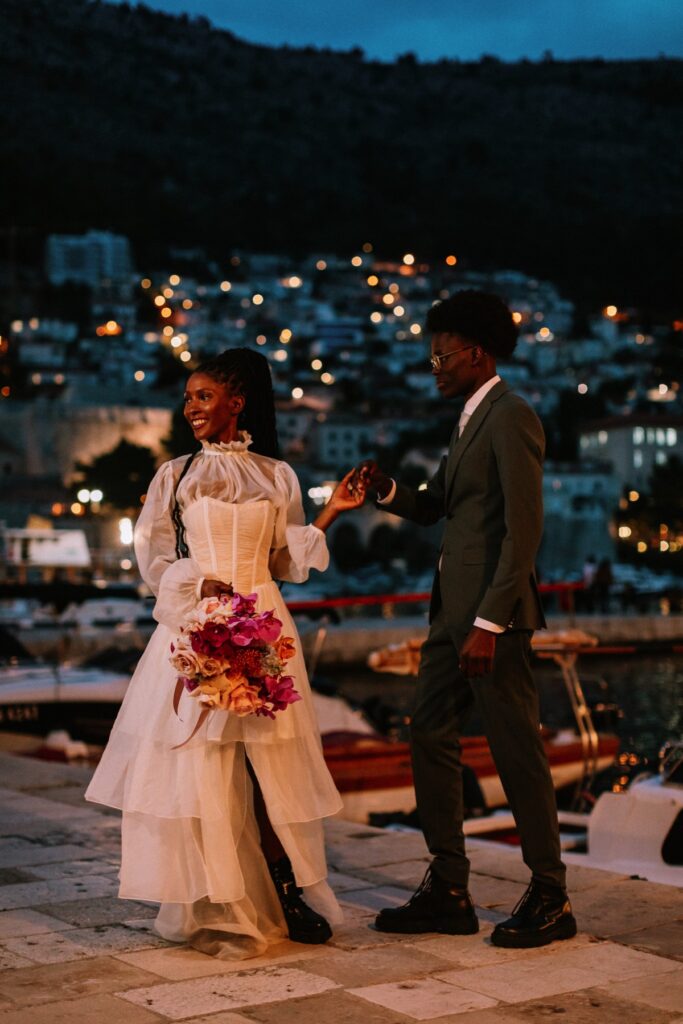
[201,431,253,454]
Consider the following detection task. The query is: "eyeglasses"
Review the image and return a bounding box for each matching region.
[429,345,477,371]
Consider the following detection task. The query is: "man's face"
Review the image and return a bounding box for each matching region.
[430,332,479,399]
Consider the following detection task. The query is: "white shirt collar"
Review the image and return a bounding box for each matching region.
[462,374,502,418]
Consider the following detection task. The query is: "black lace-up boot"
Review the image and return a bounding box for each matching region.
[374,866,478,934]
[268,856,332,944]
[491,880,577,948]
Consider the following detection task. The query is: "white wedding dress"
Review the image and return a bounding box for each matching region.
[85,433,344,958]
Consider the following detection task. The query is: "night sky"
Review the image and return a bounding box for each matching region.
[119,0,683,61]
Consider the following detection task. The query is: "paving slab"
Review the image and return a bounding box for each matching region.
[0,840,91,869]
[118,966,341,1020]
[0,992,165,1024]
[0,874,118,911]
[2,922,169,963]
[0,752,93,791]
[292,943,451,987]
[33,895,157,927]
[570,878,683,937]
[455,989,678,1024]
[239,990,405,1024]
[0,956,161,1010]
[0,909,75,938]
[408,927,595,969]
[348,976,499,1019]
[115,940,332,980]
[595,967,683,1013]
[608,921,683,961]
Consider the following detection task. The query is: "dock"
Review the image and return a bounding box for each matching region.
[0,746,681,1023]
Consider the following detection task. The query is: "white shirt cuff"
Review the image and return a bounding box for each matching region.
[376,479,397,505]
[474,616,505,634]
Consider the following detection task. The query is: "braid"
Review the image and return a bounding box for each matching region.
[194,348,280,459]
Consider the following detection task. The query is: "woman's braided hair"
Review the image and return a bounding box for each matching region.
[193,348,280,459]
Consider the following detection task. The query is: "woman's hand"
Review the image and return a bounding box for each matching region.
[200,579,234,600]
[328,469,368,512]
[312,470,367,532]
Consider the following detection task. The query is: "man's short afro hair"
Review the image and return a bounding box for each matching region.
[425,290,518,359]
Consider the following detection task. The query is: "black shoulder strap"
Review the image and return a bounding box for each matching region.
[171,452,198,559]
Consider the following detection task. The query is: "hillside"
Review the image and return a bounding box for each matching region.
[2,0,682,309]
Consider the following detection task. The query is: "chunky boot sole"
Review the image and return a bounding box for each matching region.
[490,913,577,949]
[287,921,333,944]
[374,914,479,936]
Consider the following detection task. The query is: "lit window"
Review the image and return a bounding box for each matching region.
[633,450,643,468]
[656,451,667,465]
[633,427,644,445]
[656,429,666,445]
[598,431,607,444]
[667,428,677,446]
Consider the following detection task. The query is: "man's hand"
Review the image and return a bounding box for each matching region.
[200,579,233,599]
[357,460,393,500]
[459,626,497,678]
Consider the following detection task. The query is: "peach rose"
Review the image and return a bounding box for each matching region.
[200,656,223,678]
[169,648,202,678]
[229,683,263,717]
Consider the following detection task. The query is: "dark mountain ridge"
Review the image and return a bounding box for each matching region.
[2,0,682,310]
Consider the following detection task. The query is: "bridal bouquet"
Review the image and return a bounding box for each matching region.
[170,592,300,719]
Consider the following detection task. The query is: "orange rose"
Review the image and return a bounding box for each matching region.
[275,636,296,661]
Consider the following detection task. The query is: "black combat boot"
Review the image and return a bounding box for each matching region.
[268,856,332,944]
[491,880,577,948]
[374,866,479,935]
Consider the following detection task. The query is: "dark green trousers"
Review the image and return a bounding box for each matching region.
[411,608,566,890]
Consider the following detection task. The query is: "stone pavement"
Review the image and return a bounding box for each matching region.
[0,749,681,1023]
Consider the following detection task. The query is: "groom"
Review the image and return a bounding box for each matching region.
[359,290,575,948]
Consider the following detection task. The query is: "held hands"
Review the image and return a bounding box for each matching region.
[327,468,369,513]
[312,468,371,533]
[459,626,497,678]
[356,460,393,501]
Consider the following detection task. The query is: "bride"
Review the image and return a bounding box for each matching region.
[85,347,365,959]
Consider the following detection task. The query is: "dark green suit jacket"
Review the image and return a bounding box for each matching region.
[384,379,546,639]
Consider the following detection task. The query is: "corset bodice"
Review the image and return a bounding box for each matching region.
[183,498,275,592]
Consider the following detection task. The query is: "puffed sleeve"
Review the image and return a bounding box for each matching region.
[134,460,203,631]
[269,462,330,583]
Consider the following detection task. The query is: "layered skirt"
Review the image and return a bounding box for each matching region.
[85,582,344,958]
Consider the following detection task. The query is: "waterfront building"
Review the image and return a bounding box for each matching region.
[580,416,683,488]
[45,231,134,288]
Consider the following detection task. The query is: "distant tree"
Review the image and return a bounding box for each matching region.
[368,524,399,567]
[330,522,365,572]
[162,404,199,459]
[74,440,157,511]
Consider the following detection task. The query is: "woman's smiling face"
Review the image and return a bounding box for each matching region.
[183,372,245,444]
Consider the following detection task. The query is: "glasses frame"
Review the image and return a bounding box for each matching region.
[429,344,477,371]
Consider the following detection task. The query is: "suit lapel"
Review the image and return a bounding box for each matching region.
[445,379,509,503]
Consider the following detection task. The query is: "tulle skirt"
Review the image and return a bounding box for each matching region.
[85,583,344,959]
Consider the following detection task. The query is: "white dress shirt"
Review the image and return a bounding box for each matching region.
[378,374,505,633]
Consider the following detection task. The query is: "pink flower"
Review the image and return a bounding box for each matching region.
[228,617,261,646]
[261,674,301,713]
[231,592,258,615]
[253,611,282,643]
[181,675,198,692]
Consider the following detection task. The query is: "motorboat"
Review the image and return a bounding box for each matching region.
[321,629,621,824]
[0,627,133,744]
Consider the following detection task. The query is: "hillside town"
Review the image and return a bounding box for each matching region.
[1,229,682,601]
